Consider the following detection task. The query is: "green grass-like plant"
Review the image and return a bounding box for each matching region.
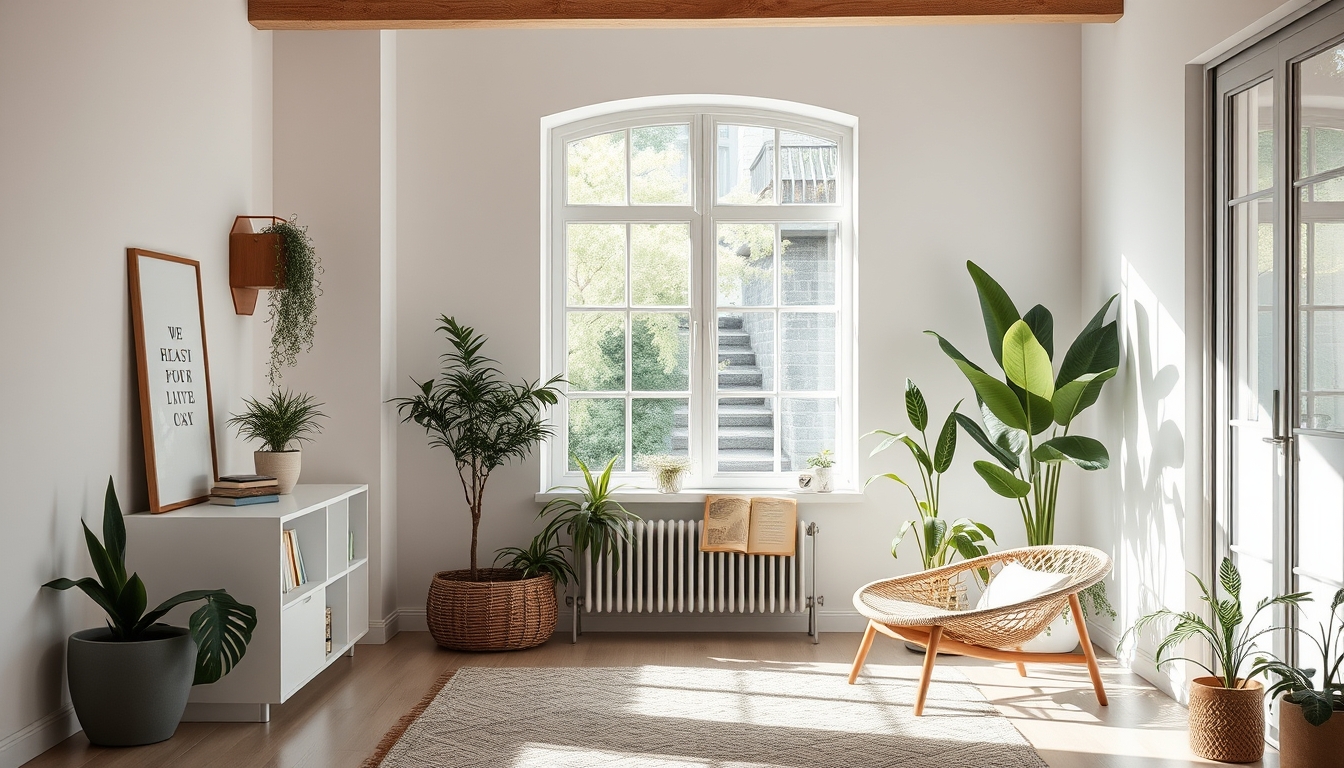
[44,478,257,685]
[227,389,328,452]
[494,521,578,586]
[1125,557,1309,690]
[540,457,640,571]
[263,217,322,386]
[393,316,563,580]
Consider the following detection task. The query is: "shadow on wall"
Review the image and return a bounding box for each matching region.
[1116,257,1187,676]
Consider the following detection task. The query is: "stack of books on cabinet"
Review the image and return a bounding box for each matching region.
[209,474,279,506]
[125,484,369,723]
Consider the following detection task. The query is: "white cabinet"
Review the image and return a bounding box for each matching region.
[126,484,370,722]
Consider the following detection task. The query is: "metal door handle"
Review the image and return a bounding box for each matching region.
[1262,389,1292,446]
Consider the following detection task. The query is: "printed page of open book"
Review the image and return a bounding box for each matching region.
[701,495,751,552]
[746,497,797,556]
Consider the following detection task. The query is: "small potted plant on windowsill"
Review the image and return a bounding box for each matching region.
[226,389,327,494]
[1253,587,1344,768]
[44,478,257,746]
[807,449,835,493]
[1126,557,1309,763]
[639,454,692,494]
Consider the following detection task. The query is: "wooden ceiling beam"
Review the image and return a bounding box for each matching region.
[248,0,1123,30]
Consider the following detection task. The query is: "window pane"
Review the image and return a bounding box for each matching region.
[719,312,773,392]
[717,124,775,205]
[779,131,838,204]
[567,312,625,391]
[567,130,626,205]
[633,398,689,460]
[781,224,837,306]
[1299,46,1344,179]
[781,312,836,391]
[569,398,626,471]
[1232,80,1273,198]
[1233,199,1274,421]
[780,397,836,473]
[631,223,690,306]
[717,223,774,307]
[717,396,775,473]
[567,223,625,306]
[631,125,690,205]
[632,312,689,391]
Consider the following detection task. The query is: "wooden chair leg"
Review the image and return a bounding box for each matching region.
[1069,593,1109,707]
[1015,662,1028,677]
[913,626,943,716]
[849,620,878,685]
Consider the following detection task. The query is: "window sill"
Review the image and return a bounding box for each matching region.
[533,489,866,504]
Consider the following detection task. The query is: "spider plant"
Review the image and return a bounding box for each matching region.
[44,478,257,685]
[494,520,578,586]
[393,316,564,580]
[226,389,327,452]
[865,379,996,573]
[539,456,640,571]
[1253,587,1344,725]
[1126,557,1310,689]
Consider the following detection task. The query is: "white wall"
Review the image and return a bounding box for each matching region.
[0,1,268,765]
[391,25,1085,629]
[1079,0,1306,698]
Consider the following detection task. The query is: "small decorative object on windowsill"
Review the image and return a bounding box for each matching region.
[806,449,834,493]
[226,390,327,494]
[1124,557,1309,763]
[1253,587,1344,768]
[43,478,257,746]
[796,473,814,492]
[639,454,692,494]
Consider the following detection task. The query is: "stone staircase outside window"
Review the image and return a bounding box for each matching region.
[671,314,776,472]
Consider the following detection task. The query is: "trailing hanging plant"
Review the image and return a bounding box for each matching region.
[263,217,322,386]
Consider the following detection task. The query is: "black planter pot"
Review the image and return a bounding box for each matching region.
[67,625,196,746]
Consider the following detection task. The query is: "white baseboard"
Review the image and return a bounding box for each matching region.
[361,608,402,644]
[0,705,79,768]
[1086,620,1187,704]
[395,607,866,635]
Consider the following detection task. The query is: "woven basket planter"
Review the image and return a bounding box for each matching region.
[1278,697,1344,768]
[1188,677,1265,763]
[426,568,557,652]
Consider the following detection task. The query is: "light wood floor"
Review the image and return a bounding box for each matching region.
[24,631,1278,768]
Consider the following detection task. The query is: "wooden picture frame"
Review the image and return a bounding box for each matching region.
[128,249,219,513]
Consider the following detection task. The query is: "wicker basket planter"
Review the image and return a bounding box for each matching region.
[1188,677,1265,763]
[426,568,557,651]
[1278,697,1344,768]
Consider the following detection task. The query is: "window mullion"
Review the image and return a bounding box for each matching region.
[697,113,717,484]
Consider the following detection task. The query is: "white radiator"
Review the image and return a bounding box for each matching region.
[569,519,821,643]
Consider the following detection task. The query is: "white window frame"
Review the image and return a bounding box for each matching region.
[540,96,857,493]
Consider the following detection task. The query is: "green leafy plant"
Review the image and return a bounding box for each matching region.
[540,457,641,571]
[1253,587,1344,725]
[263,217,322,386]
[227,389,328,452]
[806,449,835,469]
[1124,557,1309,690]
[393,316,563,580]
[929,261,1119,616]
[866,379,996,574]
[638,454,693,492]
[494,521,578,586]
[44,478,257,685]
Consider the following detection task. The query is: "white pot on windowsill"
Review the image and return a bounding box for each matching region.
[814,466,833,493]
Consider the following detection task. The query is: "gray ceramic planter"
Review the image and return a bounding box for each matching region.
[67,625,196,746]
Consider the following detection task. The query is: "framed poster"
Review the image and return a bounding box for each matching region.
[128,249,219,513]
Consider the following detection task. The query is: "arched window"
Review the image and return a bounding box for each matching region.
[542,97,856,492]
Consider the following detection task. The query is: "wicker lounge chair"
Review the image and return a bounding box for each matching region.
[848,545,1112,715]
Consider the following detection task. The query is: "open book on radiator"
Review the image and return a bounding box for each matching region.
[699,495,797,557]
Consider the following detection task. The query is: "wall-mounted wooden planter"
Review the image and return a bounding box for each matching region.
[229,216,287,315]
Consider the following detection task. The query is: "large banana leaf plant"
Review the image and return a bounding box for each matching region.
[929,261,1119,615]
[866,379,996,575]
[44,478,257,685]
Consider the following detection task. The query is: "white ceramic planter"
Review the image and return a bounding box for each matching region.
[254,450,301,494]
[655,472,686,494]
[1019,610,1080,654]
[815,466,833,493]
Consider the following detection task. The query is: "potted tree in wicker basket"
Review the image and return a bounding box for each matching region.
[1127,557,1309,763]
[394,316,563,651]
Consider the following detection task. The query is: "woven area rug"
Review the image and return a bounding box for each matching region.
[365,664,1047,768]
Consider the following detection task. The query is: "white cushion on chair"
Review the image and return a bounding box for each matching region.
[975,563,1071,611]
